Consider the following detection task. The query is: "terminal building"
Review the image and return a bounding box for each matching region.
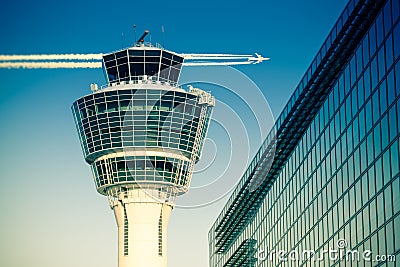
[209,0,400,266]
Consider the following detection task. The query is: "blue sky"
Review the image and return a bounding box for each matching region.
[0,0,348,266]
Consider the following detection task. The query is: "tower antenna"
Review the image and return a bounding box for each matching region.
[162,25,165,47]
[133,24,137,45]
[138,30,149,43]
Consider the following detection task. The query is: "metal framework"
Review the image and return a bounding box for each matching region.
[223,239,257,267]
[212,0,386,254]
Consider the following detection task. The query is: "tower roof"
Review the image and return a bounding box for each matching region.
[102,45,184,86]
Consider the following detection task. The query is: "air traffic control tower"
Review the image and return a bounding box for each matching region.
[71,32,268,267]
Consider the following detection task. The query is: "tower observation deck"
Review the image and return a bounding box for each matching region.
[70,39,268,267]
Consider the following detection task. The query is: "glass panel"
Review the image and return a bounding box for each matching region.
[130,63,144,76]
[103,54,115,62]
[145,50,161,56]
[128,50,144,56]
[118,63,129,80]
[106,67,118,82]
[145,56,161,63]
[393,22,400,59]
[116,51,127,59]
[145,63,160,77]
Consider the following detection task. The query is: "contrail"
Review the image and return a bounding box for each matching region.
[181,53,253,58]
[0,61,102,69]
[0,53,269,68]
[183,61,255,66]
[0,54,103,61]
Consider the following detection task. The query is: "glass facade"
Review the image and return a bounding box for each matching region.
[209,0,400,266]
[72,89,211,162]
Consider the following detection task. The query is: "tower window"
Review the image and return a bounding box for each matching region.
[124,208,128,256]
[158,209,163,256]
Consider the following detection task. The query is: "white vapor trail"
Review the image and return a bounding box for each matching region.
[183,61,254,66]
[0,52,269,68]
[0,62,103,69]
[0,54,103,61]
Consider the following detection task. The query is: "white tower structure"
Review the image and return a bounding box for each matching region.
[69,33,269,267]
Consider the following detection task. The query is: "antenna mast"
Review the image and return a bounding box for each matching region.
[162,25,165,47]
[137,30,150,43]
[133,24,137,45]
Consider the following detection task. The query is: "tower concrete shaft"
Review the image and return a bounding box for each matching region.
[110,188,172,267]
